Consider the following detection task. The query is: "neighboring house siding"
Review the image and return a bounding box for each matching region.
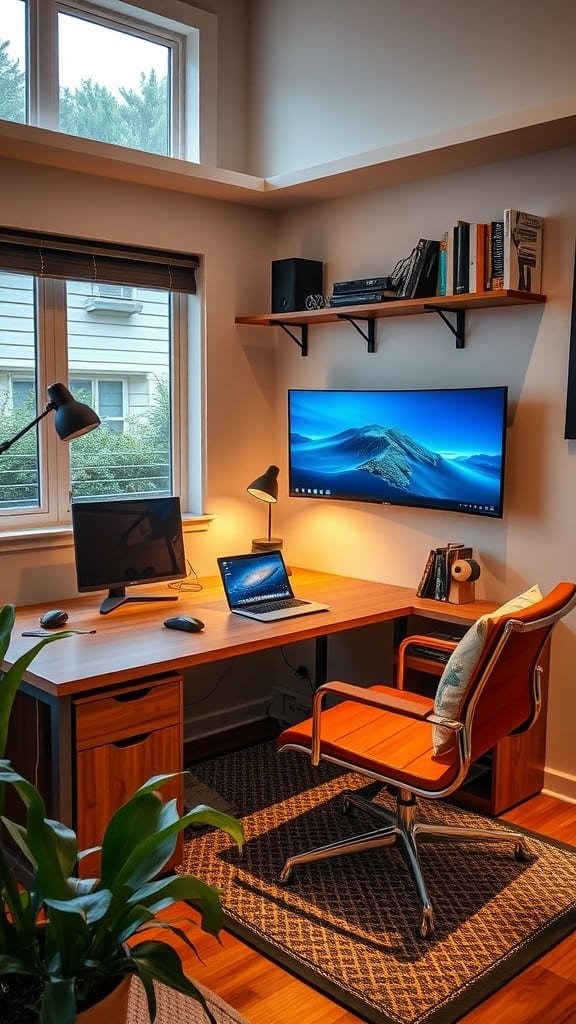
[0,274,170,422]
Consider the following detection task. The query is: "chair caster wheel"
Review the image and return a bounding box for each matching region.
[514,841,531,862]
[418,909,435,940]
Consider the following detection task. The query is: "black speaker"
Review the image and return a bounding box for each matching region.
[271,258,323,313]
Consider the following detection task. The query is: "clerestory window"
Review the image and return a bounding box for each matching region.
[0,0,212,163]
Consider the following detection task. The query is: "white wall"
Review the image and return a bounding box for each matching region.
[249,0,576,177]
[270,143,576,799]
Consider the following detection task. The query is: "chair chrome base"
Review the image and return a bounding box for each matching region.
[279,788,530,938]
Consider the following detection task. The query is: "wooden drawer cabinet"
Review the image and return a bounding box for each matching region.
[74,675,183,876]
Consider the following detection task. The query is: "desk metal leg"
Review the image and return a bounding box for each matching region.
[20,683,74,827]
[315,635,328,687]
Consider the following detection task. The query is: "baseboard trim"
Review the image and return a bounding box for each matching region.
[542,767,576,804]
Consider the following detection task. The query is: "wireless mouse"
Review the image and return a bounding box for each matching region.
[39,609,69,629]
[163,615,205,633]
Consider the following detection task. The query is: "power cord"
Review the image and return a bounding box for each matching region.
[280,647,314,693]
[169,559,203,593]
[186,658,235,705]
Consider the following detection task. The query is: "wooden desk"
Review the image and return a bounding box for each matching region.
[4,569,537,850]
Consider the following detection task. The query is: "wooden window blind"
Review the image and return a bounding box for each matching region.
[0,228,199,294]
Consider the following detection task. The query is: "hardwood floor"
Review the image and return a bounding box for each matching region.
[149,792,576,1024]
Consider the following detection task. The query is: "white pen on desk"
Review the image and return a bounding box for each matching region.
[21,629,97,637]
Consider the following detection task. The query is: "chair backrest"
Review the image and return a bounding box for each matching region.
[462,582,576,762]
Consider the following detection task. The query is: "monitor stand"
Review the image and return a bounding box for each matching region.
[99,587,179,615]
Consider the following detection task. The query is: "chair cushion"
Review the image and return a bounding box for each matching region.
[432,584,543,753]
[279,685,458,792]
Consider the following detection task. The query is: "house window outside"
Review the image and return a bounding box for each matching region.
[0,274,181,518]
[0,0,207,161]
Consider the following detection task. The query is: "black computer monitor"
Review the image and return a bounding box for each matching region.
[71,496,186,614]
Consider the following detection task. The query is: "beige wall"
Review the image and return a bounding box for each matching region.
[249,0,576,177]
[270,144,576,799]
[0,158,278,598]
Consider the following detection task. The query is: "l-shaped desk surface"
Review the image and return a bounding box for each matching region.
[6,566,495,697]
[5,567,498,832]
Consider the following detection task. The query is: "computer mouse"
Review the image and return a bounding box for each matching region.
[163,615,205,633]
[39,609,69,629]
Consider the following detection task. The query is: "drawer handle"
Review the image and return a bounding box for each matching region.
[113,688,152,703]
[113,732,151,748]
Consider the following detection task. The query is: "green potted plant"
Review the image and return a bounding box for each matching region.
[0,604,244,1024]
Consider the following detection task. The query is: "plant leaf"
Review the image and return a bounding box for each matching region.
[128,875,224,935]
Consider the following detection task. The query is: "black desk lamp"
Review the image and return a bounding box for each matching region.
[0,383,100,455]
[247,464,283,554]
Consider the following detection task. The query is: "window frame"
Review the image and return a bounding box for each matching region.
[0,276,193,530]
[22,0,217,164]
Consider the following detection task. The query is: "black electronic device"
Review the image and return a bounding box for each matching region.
[271,258,323,313]
[288,386,507,518]
[71,496,186,614]
[39,609,69,629]
[163,614,205,633]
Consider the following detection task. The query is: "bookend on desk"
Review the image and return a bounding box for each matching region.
[448,557,481,604]
[416,544,480,604]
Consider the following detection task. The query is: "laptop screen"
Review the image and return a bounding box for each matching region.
[218,551,293,607]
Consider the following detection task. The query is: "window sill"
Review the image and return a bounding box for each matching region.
[0,513,215,555]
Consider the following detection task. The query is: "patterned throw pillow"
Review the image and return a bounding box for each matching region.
[432,584,543,754]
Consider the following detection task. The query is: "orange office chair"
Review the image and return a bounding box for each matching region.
[277,582,576,938]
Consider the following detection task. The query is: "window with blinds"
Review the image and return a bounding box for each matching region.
[0,230,200,525]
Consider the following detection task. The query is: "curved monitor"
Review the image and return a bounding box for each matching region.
[71,496,186,613]
[288,387,507,518]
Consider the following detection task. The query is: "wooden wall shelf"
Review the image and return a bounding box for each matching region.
[236,289,547,355]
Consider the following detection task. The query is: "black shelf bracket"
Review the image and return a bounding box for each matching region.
[424,305,466,348]
[274,321,309,356]
[336,314,376,352]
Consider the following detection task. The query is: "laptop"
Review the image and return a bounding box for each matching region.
[217,550,330,622]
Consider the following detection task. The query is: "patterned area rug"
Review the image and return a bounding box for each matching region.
[128,978,250,1023]
[179,742,576,1024]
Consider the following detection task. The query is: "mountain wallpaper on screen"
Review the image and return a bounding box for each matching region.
[288,389,507,515]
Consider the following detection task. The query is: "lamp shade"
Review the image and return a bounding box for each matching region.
[47,383,101,441]
[247,464,279,503]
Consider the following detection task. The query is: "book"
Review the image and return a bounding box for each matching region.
[329,289,397,306]
[485,223,493,290]
[416,548,436,597]
[491,220,504,289]
[469,223,488,293]
[503,209,543,292]
[332,276,397,295]
[454,221,470,294]
[398,238,440,299]
[436,231,448,295]
[445,227,455,295]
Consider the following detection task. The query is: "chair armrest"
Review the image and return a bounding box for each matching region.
[315,680,432,719]
[396,634,458,690]
[311,681,433,765]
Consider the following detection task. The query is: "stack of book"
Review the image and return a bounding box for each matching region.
[436,210,543,296]
[328,276,398,307]
[416,542,472,601]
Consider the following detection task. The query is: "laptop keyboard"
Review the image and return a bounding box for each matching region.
[250,597,307,612]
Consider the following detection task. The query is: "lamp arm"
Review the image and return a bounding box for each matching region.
[0,403,54,455]
[267,502,272,542]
